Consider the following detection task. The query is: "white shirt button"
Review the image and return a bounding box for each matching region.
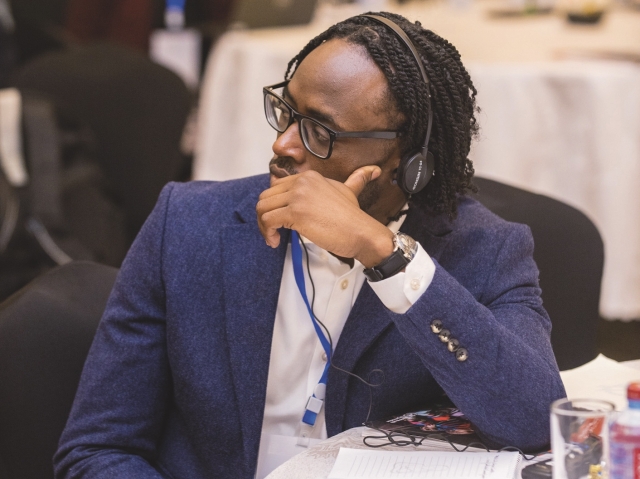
[410,278,421,290]
[340,279,349,290]
[322,352,328,362]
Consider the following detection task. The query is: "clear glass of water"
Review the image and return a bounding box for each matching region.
[551,398,615,479]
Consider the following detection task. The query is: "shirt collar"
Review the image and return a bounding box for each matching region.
[386,203,409,235]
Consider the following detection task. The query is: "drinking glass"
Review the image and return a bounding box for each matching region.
[551,398,614,479]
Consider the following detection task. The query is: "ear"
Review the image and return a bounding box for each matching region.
[383,146,403,186]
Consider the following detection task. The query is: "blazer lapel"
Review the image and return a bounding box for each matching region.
[221,193,289,468]
[325,283,393,436]
[325,205,455,435]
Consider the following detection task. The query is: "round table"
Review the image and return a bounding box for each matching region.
[194,0,640,319]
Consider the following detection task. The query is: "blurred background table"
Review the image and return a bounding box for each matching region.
[193,0,640,320]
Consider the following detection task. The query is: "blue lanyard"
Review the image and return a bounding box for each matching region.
[290,230,331,426]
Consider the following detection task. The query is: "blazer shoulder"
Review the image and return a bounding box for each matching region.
[447,196,534,259]
[162,174,270,225]
[455,195,530,238]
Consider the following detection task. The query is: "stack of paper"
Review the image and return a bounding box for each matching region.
[328,448,520,479]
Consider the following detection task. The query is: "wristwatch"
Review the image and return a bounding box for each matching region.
[363,232,418,282]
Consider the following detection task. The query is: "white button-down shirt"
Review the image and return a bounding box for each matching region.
[255,213,436,478]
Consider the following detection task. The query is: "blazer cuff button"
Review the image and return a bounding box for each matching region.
[430,319,443,334]
[438,329,451,343]
[455,348,469,362]
[447,338,459,352]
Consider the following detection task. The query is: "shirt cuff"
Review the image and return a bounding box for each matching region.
[367,243,435,314]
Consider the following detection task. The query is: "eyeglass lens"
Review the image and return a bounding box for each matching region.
[264,94,290,133]
[264,91,332,158]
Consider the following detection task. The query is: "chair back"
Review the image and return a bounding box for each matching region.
[10,43,191,241]
[473,177,604,371]
[0,261,117,479]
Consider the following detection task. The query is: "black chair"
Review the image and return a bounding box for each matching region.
[10,43,192,242]
[473,177,604,371]
[0,261,118,479]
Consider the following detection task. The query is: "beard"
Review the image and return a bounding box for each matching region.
[357,178,382,215]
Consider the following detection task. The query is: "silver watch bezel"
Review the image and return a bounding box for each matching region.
[393,232,418,262]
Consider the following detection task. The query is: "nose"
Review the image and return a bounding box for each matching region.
[271,121,306,164]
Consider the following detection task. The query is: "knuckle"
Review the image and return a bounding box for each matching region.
[295,175,310,188]
[288,202,303,217]
[259,210,272,225]
[298,170,320,184]
[290,188,304,203]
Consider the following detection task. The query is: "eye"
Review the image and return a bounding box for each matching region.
[309,123,330,143]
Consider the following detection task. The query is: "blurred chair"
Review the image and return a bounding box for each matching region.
[473,177,604,371]
[8,0,70,64]
[64,0,154,52]
[0,261,118,479]
[10,43,191,242]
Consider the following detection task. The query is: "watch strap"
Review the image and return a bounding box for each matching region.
[363,249,410,282]
[363,233,417,282]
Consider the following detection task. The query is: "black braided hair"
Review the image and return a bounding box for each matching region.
[285,12,479,218]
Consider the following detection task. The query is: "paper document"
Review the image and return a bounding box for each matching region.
[327,448,520,479]
[560,354,640,410]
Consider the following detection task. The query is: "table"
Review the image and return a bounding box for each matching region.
[264,359,640,479]
[193,0,640,319]
[263,426,544,479]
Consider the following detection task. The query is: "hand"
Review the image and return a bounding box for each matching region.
[256,166,395,267]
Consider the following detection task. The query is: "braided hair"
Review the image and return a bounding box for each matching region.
[285,12,479,218]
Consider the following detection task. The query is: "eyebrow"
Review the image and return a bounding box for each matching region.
[283,85,343,131]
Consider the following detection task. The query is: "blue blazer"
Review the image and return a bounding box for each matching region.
[55,175,565,479]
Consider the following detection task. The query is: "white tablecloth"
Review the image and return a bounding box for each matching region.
[265,358,640,479]
[193,0,640,319]
[263,426,545,479]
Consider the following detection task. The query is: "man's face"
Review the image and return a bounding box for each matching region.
[268,38,407,223]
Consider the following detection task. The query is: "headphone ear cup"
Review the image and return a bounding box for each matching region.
[397,150,435,195]
[425,150,435,182]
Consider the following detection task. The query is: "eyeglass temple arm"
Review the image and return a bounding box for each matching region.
[334,131,400,139]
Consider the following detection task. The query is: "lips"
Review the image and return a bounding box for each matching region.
[269,157,297,178]
[269,163,290,179]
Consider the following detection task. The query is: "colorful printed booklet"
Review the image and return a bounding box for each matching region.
[366,404,488,449]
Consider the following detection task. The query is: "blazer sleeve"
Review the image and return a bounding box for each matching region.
[389,223,566,451]
[54,183,177,479]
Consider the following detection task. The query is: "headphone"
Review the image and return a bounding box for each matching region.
[360,14,435,196]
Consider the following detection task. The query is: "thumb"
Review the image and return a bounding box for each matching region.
[344,165,382,196]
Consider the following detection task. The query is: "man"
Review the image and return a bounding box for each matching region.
[54,12,565,479]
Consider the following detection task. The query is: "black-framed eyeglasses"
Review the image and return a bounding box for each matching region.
[263,81,401,159]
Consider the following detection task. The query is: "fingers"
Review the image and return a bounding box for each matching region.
[257,191,290,248]
[257,168,380,249]
[258,212,282,248]
[263,223,281,249]
[257,178,299,247]
[259,175,297,201]
[343,165,382,197]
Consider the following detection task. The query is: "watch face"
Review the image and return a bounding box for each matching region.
[365,233,417,282]
[395,233,417,260]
